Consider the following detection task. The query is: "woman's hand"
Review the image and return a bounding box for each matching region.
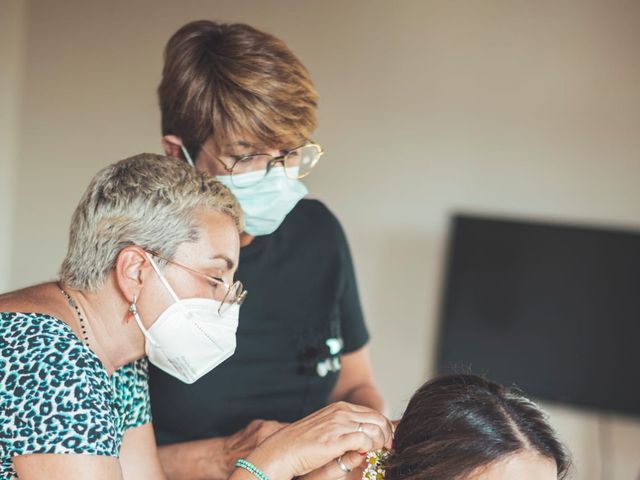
[224,419,288,470]
[157,420,287,480]
[299,419,399,480]
[242,402,394,480]
[296,451,366,480]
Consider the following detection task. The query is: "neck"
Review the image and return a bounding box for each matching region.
[67,280,144,375]
[240,232,255,247]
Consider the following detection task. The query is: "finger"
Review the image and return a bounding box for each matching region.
[334,411,394,447]
[321,410,393,449]
[333,400,395,440]
[333,451,365,479]
[355,423,386,451]
[332,401,378,413]
[341,451,366,471]
[296,461,335,480]
[265,421,288,434]
[312,401,380,422]
[391,419,399,443]
[288,402,353,429]
[298,452,364,480]
[335,431,375,455]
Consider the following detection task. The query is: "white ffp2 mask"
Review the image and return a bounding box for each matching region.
[131,254,239,384]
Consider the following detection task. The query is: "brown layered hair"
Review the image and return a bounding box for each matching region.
[158,20,319,159]
[385,374,571,480]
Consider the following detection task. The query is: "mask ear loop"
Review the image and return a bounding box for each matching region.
[145,253,182,304]
[129,293,159,347]
[130,253,183,348]
[180,145,195,167]
[145,252,194,324]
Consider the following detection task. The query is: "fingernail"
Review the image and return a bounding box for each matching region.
[359,451,367,456]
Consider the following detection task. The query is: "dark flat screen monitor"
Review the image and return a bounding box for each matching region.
[437,214,640,416]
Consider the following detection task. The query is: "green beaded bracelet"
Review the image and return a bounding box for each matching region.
[235,458,270,480]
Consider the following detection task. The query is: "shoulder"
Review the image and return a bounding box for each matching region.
[292,198,338,221]
[0,311,90,368]
[0,283,67,313]
[274,200,355,264]
[1,312,117,458]
[0,311,109,404]
[286,199,345,238]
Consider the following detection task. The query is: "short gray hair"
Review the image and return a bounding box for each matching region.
[60,153,243,290]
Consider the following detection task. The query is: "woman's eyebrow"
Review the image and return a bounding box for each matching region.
[210,254,235,270]
[226,141,272,152]
[224,140,253,149]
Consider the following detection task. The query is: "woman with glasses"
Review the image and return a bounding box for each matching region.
[0,153,393,480]
[153,20,385,480]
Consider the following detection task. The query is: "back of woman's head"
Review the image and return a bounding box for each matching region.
[386,374,570,480]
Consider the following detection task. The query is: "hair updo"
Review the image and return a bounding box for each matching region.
[385,374,571,480]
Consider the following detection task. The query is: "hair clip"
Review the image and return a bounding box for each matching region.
[362,449,390,480]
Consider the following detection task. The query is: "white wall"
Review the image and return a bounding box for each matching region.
[0,0,27,291]
[6,1,640,478]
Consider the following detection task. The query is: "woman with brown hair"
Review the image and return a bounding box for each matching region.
[153,20,384,480]
[360,374,571,480]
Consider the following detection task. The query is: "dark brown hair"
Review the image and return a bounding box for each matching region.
[158,20,319,158]
[386,374,570,480]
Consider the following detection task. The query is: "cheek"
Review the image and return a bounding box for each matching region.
[195,155,227,176]
[138,290,173,329]
[138,275,184,328]
[163,271,213,302]
[194,158,214,175]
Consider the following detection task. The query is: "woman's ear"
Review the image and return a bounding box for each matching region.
[161,135,183,159]
[114,246,149,303]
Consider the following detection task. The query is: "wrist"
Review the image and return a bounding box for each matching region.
[244,446,293,480]
[202,436,232,479]
[158,438,228,480]
[221,435,236,472]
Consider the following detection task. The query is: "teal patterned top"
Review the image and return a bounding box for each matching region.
[0,312,152,479]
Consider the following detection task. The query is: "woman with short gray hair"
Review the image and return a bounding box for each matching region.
[0,153,393,480]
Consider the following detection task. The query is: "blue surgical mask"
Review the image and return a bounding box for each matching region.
[180,145,307,236]
[217,167,308,236]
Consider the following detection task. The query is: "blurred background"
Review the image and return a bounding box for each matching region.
[1,0,639,478]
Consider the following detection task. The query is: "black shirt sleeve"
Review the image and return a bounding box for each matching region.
[332,211,370,353]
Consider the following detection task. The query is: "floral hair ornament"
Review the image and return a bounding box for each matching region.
[362,448,390,480]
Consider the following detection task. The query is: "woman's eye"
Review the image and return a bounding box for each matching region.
[240,155,269,164]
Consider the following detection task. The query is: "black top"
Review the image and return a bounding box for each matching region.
[149,199,369,444]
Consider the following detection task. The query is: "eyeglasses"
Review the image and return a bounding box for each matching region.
[146,251,247,314]
[203,141,324,188]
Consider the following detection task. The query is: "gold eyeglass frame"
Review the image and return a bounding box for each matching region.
[201,141,324,187]
[146,250,247,314]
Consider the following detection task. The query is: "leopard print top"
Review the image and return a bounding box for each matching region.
[0,312,151,479]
